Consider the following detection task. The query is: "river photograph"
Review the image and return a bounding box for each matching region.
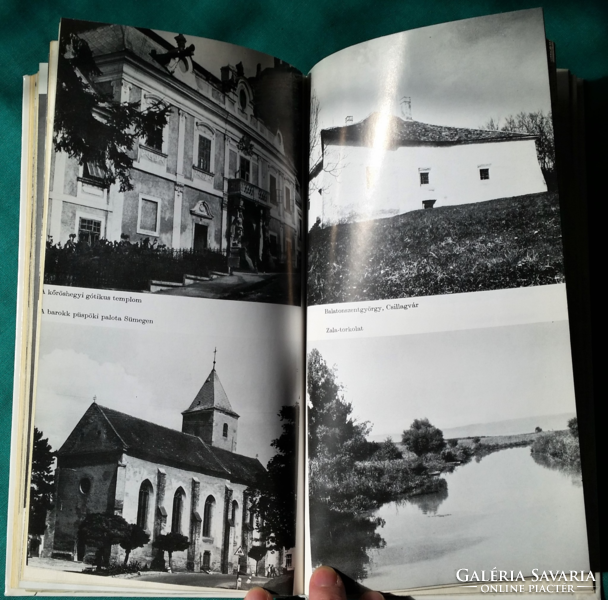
[307,320,589,591]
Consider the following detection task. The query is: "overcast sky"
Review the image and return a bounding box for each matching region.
[309,320,576,440]
[310,9,552,163]
[35,318,300,466]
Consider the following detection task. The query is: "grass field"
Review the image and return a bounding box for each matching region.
[308,192,564,305]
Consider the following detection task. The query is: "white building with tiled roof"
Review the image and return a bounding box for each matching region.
[314,109,547,225]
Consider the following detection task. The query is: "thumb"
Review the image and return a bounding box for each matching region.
[310,566,346,600]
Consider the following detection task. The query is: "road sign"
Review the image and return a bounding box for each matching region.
[234,546,244,556]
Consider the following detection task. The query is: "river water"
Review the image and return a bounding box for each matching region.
[352,447,589,590]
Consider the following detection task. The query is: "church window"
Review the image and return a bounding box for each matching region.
[203,495,215,537]
[171,488,186,534]
[223,423,228,438]
[230,500,238,527]
[202,551,211,570]
[137,480,153,530]
[79,477,91,494]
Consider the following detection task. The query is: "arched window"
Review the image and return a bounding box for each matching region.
[137,480,153,530]
[223,423,228,438]
[171,487,186,534]
[231,500,239,526]
[203,495,215,537]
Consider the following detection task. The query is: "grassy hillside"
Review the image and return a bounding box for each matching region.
[308,192,564,305]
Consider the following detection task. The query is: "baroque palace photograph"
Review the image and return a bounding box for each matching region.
[45,20,303,303]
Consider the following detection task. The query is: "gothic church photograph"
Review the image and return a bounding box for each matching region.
[29,315,299,588]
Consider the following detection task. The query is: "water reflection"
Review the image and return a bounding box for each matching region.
[531,452,582,487]
[310,501,386,581]
[406,484,449,515]
[311,447,589,590]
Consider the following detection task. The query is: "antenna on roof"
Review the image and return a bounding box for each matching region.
[213,347,217,370]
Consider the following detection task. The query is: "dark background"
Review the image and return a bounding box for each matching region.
[0,0,605,596]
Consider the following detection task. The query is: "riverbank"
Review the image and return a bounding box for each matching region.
[455,431,539,456]
[530,429,580,465]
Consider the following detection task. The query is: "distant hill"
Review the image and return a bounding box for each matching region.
[371,412,575,443]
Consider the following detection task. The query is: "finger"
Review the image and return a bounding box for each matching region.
[310,566,347,600]
[361,591,384,600]
[244,587,272,600]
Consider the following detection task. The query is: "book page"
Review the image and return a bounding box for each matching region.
[12,19,304,597]
[306,9,592,595]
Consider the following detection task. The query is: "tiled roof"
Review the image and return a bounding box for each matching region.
[321,112,534,149]
[183,368,239,417]
[57,404,266,485]
[58,403,229,478]
[210,447,268,488]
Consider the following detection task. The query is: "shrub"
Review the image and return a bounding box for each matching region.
[402,419,446,456]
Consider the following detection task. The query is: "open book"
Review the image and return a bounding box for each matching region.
[7,8,598,597]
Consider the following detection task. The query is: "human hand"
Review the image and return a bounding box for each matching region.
[244,566,384,600]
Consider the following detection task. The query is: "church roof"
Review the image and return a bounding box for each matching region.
[321,112,535,150]
[183,367,239,417]
[58,403,229,477]
[210,447,268,488]
[57,403,266,485]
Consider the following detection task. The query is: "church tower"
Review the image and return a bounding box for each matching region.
[182,351,239,452]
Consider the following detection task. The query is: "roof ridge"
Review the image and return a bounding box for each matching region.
[94,403,128,450]
[96,403,231,475]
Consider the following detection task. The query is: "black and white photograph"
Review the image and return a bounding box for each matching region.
[307,10,563,306]
[27,314,299,593]
[45,20,304,305]
[307,320,589,590]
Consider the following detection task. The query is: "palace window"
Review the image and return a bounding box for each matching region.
[171,488,186,534]
[197,135,212,173]
[238,157,251,182]
[138,196,160,236]
[78,218,101,244]
[284,186,292,213]
[137,480,153,530]
[269,174,277,205]
[203,495,215,537]
[145,125,164,153]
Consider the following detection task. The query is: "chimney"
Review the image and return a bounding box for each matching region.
[400,96,412,121]
[345,116,353,124]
